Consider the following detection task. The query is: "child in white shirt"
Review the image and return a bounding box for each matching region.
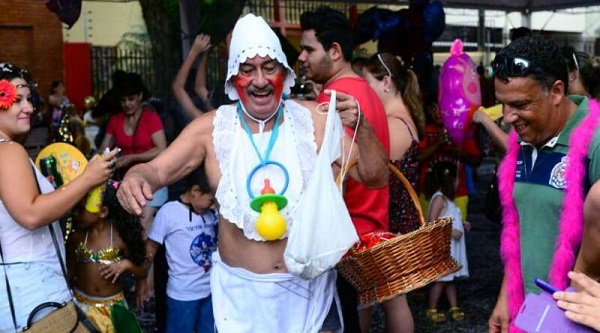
[426,162,469,323]
[145,171,218,333]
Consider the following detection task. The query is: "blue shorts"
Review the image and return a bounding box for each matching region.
[166,295,214,333]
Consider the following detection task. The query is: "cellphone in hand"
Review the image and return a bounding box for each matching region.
[514,278,595,332]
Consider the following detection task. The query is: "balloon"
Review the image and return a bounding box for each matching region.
[83,96,96,111]
[423,1,446,43]
[353,7,400,46]
[438,39,481,145]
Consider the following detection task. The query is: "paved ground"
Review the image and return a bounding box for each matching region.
[369,213,503,333]
[368,158,504,333]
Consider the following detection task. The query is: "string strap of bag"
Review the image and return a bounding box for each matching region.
[0,239,19,331]
[0,165,72,332]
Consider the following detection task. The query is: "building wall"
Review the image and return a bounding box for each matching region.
[64,1,146,47]
[583,8,600,55]
[0,0,64,102]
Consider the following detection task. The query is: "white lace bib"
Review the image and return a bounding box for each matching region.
[213,100,317,241]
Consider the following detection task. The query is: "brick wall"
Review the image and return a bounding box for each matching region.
[0,0,64,104]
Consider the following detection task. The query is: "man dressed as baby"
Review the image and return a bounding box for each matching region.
[117,13,388,332]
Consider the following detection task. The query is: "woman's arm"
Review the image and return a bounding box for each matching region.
[0,143,119,229]
[452,228,463,240]
[194,52,213,111]
[172,34,212,119]
[472,109,508,153]
[116,130,167,169]
[427,195,445,222]
[98,258,148,283]
[97,132,115,154]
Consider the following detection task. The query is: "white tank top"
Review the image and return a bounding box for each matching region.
[0,139,65,266]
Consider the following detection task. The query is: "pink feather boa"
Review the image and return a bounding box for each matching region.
[498,98,600,332]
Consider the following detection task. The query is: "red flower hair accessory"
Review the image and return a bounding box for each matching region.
[0,79,17,110]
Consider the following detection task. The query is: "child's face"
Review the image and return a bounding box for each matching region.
[79,206,101,228]
[191,188,214,213]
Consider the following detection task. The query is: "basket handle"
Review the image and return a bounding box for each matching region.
[336,160,426,228]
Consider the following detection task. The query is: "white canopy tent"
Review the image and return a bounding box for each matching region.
[321,0,599,12]
[433,0,598,12]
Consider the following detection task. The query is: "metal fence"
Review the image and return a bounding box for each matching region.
[89,1,504,105]
[90,47,157,99]
[244,0,350,22]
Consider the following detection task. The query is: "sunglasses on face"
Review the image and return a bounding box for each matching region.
[492,55,548,77]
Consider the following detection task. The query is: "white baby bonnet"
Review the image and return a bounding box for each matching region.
[224,13,296,101]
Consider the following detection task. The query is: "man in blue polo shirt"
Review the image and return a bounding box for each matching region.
[487,35,600,333]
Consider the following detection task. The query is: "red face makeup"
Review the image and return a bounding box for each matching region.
[233,56,286,119]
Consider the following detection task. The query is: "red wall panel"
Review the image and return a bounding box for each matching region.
[63,43,92,114]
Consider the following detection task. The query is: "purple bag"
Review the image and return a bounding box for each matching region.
[514,279,595,332]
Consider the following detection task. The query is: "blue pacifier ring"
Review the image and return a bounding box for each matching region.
[245,160,290,199]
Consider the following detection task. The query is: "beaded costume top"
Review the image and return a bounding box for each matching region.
[75,224,122,264]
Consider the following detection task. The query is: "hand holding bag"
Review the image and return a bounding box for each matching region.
[284,90,359,280]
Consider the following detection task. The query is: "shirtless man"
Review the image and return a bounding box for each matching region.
[117,14,388,332]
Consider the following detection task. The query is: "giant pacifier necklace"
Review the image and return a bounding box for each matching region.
[240,102,290,241]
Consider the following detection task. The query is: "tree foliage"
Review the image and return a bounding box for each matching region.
[198,0,246,46]
[137,0,246,100]
[138,0,181,99]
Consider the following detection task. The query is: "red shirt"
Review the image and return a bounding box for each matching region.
[317,77,390,235]
[106,106,164,156]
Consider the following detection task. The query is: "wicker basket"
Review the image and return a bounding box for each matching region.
[336,161,461,308]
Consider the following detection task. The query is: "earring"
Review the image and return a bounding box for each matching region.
[384,88,390,93]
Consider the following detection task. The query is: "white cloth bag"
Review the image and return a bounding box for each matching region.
[284,91,358,280]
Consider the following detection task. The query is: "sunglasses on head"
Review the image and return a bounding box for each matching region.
[492,55,547,77]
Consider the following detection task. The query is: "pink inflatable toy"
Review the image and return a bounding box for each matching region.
[438,39,481,145]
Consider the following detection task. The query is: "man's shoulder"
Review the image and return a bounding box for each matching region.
[325,76,368,90]
[286,98,316,111]
[186,109,218,131]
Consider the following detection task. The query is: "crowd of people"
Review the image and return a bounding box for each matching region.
[1,5,600,333]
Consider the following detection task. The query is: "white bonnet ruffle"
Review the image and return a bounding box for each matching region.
[225,13,296,101]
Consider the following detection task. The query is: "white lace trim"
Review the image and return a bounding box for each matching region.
[213,100,317,241]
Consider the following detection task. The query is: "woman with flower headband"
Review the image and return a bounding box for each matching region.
[0,63,119,331]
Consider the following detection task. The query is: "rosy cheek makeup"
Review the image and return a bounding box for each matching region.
[271,72,285,99]
[234,76,252,105]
